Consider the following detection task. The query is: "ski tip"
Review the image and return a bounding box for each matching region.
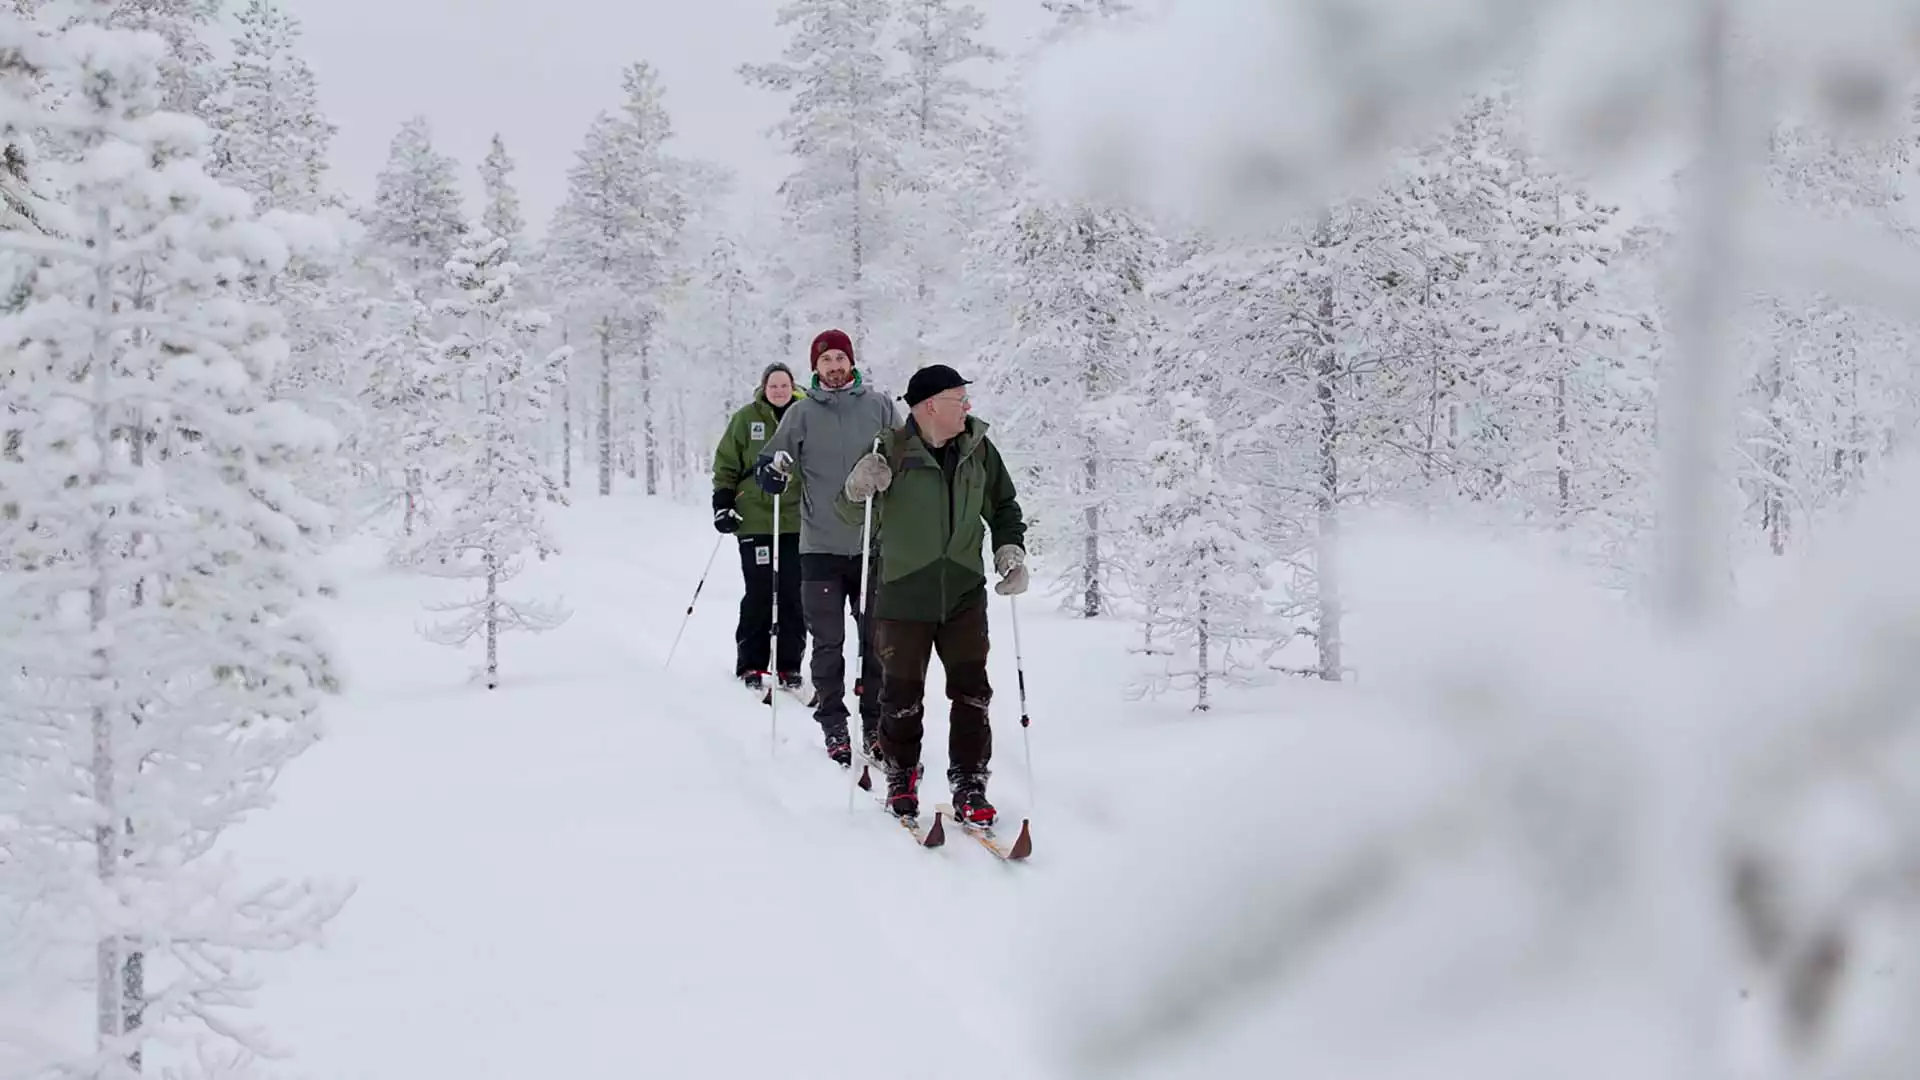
[1008,818,1033,861]
[857,764,872,791]
[924,810,946,848]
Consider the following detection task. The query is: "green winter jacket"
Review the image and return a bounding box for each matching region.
[713,388,804,535]
[837,415,1026,623]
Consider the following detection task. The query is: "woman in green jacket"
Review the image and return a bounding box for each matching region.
[712,363,807,691]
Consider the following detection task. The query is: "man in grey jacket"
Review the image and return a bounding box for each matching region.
[754,328,899,766]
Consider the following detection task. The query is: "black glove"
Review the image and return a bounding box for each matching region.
[754,453,790,495]
[712,489,742,534]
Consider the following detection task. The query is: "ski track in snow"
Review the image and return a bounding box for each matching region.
[224,490,1274,1080]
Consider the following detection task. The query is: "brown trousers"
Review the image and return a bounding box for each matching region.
[874,600,992,778]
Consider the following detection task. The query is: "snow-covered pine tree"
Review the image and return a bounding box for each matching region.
[1167,179,1450,680]
[1417,90,1659,581]
[741,0,901,348]
[1133,391,1274,711]
[0,12,345,1074]
[890,0,996,366]
[359,284,453,543]
[654,157,739,495]
[199,0,363,522]
[982,197,1161,618]
[546,112,626,497]
[92,0,220,115]
[1738,113,1915,557]
[963,0,1163,620]
[545,63,687,497]
[659,227,777,487]
[479,132,525,256]
[408,230,568,687]
[364,114,467,284]
[202,0,335,215]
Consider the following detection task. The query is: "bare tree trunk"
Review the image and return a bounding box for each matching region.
[1552,197,1574,523]
[1314,246,1344,683]
[1195,591,1211,712]
[561,324,572,491]
[642,333,658,496]
[671,389,688,499]
[86,203,130,1066]
[1764,346,1790,556]
[851,150,865,345]
[1082,453,1102,618]
[597,318,612,497]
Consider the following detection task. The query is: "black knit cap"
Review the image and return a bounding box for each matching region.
[761,361,795,390]
[902,364,971,408]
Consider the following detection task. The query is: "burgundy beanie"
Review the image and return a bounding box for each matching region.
[809,328,854,371]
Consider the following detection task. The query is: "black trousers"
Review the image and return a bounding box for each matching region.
[875,600,992,780]
[735,533,804,677]
[800,553,881,733]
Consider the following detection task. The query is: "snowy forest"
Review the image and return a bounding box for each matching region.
[12,0,1920,1077]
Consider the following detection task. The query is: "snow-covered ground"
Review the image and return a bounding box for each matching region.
[226,490,1331,1079]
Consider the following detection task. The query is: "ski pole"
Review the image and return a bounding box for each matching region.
[851,435,881,810]
[1009,593,1034,813]
[768,486,781,755]
[665,534,725,669]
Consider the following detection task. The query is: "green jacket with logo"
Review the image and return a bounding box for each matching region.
[837,415,1026,622]
[713,387,804,535]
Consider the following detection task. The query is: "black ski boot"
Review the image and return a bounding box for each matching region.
[950,771,996,827]
[886,763,923,819]
[821,721,851,767]
[861,723,883,766]
[741,672,764,692]
[778,671,803,692]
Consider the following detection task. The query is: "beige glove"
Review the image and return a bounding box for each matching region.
[993,544,1028,596]
[843,452,893,502]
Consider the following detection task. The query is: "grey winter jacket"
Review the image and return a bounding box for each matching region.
[757,372,900,556]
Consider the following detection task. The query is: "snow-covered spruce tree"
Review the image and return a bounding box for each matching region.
[1132,391,1275,711]
[363,113,466,285]
[0,14,345,1075]
[741,0,901,348]
[407,230,567,688]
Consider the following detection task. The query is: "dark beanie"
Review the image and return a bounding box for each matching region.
[761,361,794,391]
[902,363,971,408]
[809,328,854,370]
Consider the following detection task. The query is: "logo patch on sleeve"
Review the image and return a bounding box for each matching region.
[750,421,767,440]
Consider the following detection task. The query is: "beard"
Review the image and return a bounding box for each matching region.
[819,367,853,389]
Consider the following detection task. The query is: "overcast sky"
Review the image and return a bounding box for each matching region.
[287,0,1057,233]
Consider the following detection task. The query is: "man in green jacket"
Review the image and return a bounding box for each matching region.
[713,363,806,691]
[837,363,1029,825]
